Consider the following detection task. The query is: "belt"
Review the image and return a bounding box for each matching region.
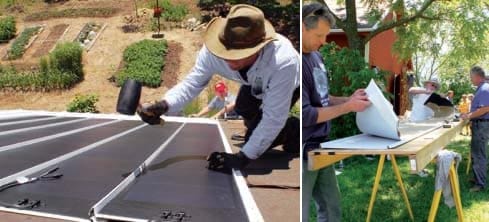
[472,119,489,122]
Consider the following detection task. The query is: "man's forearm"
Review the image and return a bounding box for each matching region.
[316,103,350,123]
[467,106,489,119]
[329,95,349,105]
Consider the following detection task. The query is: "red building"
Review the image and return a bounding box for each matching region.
[325,1,411,115]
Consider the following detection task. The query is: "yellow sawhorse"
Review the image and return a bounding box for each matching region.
[366,154,414,222]
[428,161,464,222]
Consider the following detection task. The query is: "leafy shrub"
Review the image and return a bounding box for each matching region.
[49,42,84,79]
[7,26,41,59]
[67,94,99,113]
[0,42,83,91]
[0,16,16,41]
[320,42,387,140]
[116,39,168,87]
[150,0,189,22]
[25,7,118,21]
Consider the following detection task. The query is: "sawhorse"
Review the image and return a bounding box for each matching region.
[428,161,464,222]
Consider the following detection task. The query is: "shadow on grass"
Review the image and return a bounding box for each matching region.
[309,137,488,222]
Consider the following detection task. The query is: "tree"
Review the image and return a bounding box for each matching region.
[322,0,439,55]
[393,0,489,91]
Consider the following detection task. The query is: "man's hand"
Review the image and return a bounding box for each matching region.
[207,151,250,173]
[137,100,169,125]
[345,92,371,112]
[351,89,367,99]
[461,113,470,120]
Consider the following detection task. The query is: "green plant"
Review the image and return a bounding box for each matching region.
[7,26,40,59]
[150,0,188,22]
[116,39,168,87]
[49,42,84,79]
[0,16,16,41]
[66,94,99,113]
[0,42,83,91]
[182,98,201,116]
[320,42,387,139]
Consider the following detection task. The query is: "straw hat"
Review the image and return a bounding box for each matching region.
[423,78,440,90]
[204,4,277,60]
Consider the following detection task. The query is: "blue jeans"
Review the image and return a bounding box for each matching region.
[302,161,341,222]
[470,121,489,187]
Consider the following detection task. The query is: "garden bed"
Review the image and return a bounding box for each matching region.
[73,22,106,51]
[24,7,118,21]
[115,39,168,87]
[5,25,43,60]
[161,40,182,88]
[32,24,69,57]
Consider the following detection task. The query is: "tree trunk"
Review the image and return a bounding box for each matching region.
[344,0,365,56]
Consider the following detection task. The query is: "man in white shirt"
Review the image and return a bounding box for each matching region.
[408,78,440,122]
[137,4,300,173]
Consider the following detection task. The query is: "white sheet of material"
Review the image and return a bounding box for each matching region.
[356,79,400,140]
[321,79,443,150]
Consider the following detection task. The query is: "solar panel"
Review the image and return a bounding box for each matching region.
[0,111,260,221]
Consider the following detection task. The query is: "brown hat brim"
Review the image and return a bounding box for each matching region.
[204,17,277,60]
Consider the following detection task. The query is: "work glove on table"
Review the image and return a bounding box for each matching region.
[207,151,251,173]
[137,100,169,125]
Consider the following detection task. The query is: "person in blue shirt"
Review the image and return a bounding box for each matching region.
[461,66,489,192]
[302,2,371,222]
[189,81,238,119]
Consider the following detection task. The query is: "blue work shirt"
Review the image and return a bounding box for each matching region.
[471,82,489,120]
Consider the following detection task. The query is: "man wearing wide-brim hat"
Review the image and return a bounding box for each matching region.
[137,4,300,172]
[408,77,440,122]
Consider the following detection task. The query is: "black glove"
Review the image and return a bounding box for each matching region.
[207,151,251,173]
[137,100,169,125]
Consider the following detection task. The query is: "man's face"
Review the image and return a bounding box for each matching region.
[424,82,437,91]
[470,73,482,86]
[225,53,259,71]
[302,19,330,53]
[215,90,226,99]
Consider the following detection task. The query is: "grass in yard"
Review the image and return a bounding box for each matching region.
[309,136,489,222]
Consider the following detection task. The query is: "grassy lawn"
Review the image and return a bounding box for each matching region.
[309,136,489,222]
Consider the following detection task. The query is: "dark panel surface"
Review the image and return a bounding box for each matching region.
[0,118,110,147]
[0,122,182,220]
[0,120,142,178]
[0,117,81,132]
[0,115,53,124]
[99,124,248,221]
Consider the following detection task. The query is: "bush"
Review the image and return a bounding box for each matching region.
[7,26,41,59]
[320,42,387,139]
[150,0,189,22]
[0,16,16,41]
[0,42,83,91]
[67,94,99,113]
[116,39,168,87]
[49,42,84,79]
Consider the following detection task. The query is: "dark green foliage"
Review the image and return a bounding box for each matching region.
[49,42,84,79]
[7,26,40,59]
[24,7,118,21]
[440,70,474,105]
[0,16,16,41]
[67,94,99,113]
[0,42,83,91]
[320,42,387,139]
[116,39,168,88]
